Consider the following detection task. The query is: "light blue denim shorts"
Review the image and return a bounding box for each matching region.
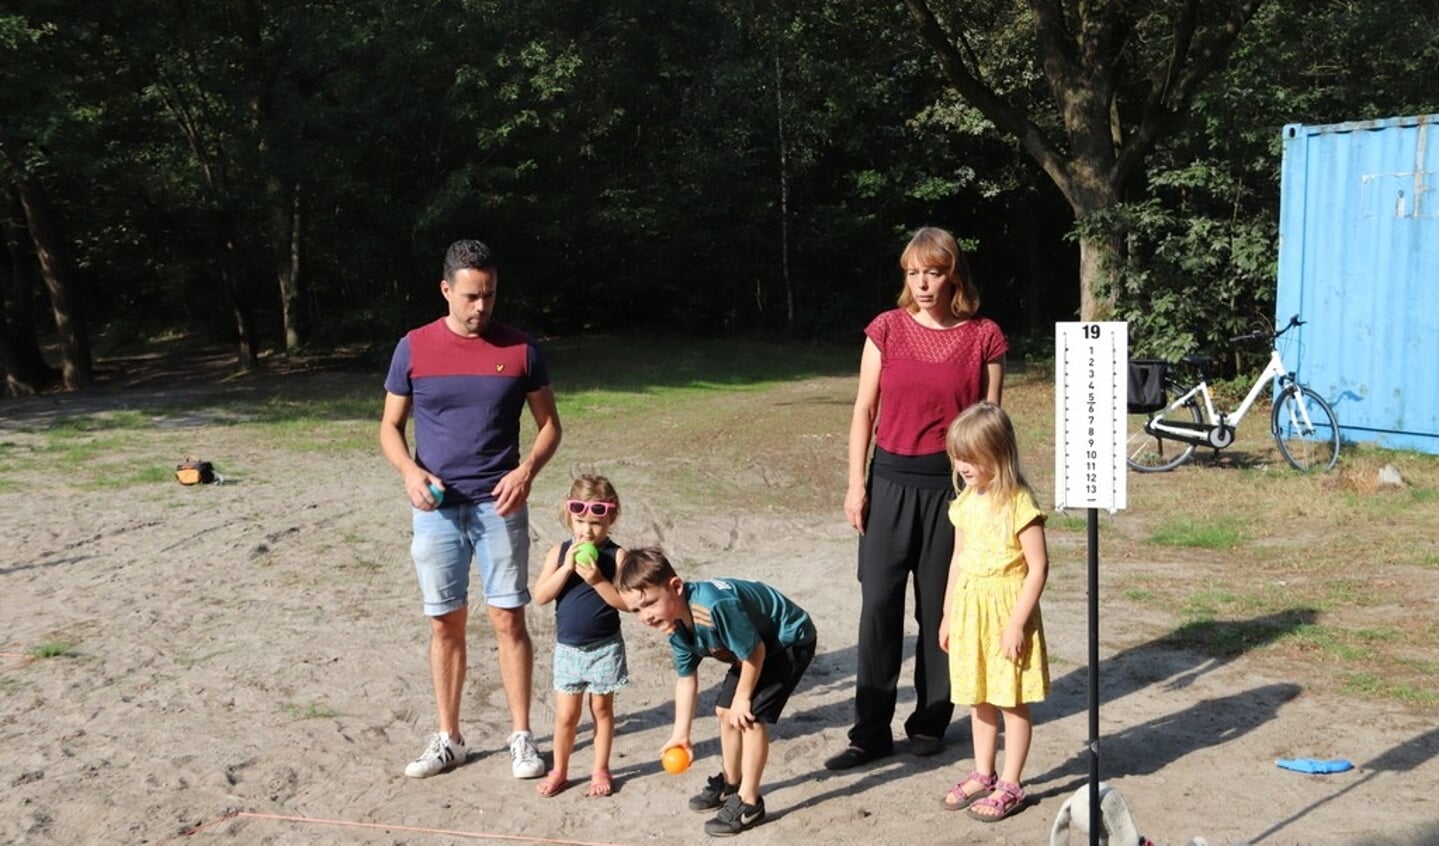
[552,632,629,695]
[410,501,530,616]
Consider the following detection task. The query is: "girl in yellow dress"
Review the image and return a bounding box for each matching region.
[937,402,1049,823]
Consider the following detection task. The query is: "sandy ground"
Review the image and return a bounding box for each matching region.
[2,370,1437,846]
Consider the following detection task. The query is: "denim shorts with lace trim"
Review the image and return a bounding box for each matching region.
[552,632,629,695]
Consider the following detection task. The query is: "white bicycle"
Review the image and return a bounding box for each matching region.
[1126,315,1341,473]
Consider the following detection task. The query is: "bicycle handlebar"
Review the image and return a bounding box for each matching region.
[1227,314,1305,345]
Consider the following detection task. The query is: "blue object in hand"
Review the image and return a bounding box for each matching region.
[427,482,444,506]
[1276,758,1353,774]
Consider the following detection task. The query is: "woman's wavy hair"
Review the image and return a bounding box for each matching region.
[897,226,980,319]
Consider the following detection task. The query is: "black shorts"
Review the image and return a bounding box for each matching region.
[716,641,816,724]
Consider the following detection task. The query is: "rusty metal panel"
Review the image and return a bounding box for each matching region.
[1277,115,1439,454]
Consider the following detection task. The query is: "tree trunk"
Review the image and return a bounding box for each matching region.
[0,122,91,389]
[0,310,48,397]
[0,193,60,394]
[212,198,259,371]
[241,0,305,354]
[1067,158,1123,321]
[774,52,794,330]
[226,264,260,372]
[276,181,305,352]
[1077,235,1119,321]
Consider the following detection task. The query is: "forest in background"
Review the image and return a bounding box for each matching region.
[3,0,1437,394]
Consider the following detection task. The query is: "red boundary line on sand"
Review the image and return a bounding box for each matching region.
[176,810,635,846]
[1,652,30,659]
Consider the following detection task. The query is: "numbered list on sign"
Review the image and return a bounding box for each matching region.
[1054,322,1127,512]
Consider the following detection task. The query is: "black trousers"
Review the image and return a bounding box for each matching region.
[848,450,955,751]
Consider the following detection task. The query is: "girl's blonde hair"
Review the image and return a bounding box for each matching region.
[945,402,1031,514]
[897,226,980,319]
[560,474,620,528]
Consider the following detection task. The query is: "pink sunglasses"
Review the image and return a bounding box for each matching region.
[566,499,617,518]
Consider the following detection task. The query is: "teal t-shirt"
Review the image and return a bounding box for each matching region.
[667,578,816,678]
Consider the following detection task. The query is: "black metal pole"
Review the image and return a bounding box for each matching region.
[1088,507,1101,846]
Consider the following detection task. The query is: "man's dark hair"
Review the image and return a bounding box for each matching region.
[443,239,497,280]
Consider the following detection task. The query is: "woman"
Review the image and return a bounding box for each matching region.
[825,226,1007,770]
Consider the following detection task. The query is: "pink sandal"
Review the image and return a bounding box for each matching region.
[942,770,998,811]
[967,779,1025,822]
[536,771,570,797]
[587,770,614,797]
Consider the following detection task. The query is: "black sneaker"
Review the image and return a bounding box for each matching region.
[909,735,944,757]
[688,772,739,812]
[704,794,765,837]
[823,745,891,771]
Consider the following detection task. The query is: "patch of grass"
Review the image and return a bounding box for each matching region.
[1048,513,1088,533]
[79,461,176,490]
[253,417,373,452]
[1339,673,1436,703]
[1122,588,1156,602]
[1148,516,1245,548]
[1281,624,1377,661]
[11,435,194,491]
[37,433,135,467]
[1179,590,1237,619]
[1161,610,1315,658]
[1320,579,1373,608]
[537,338,860,442]
[546,336,853,397]
[30,641,75,659]
[244,393,378,424]
[281,701,341,720]
[45,410,151,435]
[0,675,25,694]
[0,440,28,475]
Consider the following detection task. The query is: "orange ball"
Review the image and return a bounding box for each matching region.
[661,746,691,774]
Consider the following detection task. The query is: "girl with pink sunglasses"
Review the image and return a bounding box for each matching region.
[531,474,631,797]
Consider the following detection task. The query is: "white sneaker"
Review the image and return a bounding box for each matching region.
[508,730,544,779]
[404,731,466,778]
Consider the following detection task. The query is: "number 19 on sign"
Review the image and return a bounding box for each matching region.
[1055,322,1127,512]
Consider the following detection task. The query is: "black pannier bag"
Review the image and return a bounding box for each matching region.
[1127,359,1168,414]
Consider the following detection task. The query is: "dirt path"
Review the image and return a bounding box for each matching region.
[1,355,1435,845]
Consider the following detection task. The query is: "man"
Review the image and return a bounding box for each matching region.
[379,239,562,779]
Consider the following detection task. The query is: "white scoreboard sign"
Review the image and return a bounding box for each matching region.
[1054,322,1128,512]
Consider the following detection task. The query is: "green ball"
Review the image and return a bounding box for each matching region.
[574,542,599,567]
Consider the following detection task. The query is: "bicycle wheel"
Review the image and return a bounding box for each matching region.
[1126,398,1201,472]
[1272,384,1341,472]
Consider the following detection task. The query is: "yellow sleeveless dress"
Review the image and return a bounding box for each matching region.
[946,487,1050,707]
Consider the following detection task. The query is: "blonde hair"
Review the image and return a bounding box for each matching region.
[560,474,620,529]
[897,226,980,319]
[945,402,1032,521]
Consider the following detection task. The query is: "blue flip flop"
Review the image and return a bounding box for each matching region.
[1276,758,1354,774]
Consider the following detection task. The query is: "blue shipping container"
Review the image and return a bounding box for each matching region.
[1277,114,1439,455]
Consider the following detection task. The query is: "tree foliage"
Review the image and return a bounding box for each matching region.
[1119,0,1439,364]
[2,0,1437,392]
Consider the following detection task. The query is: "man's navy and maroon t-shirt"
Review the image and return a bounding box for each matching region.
[384,318,550,505]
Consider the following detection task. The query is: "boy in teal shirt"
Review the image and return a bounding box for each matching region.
[616,547,817,837]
